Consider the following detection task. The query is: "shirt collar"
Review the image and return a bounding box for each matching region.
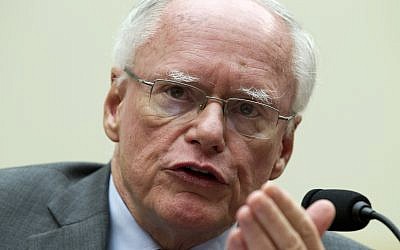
[108,175,160,250]
[108,175,233,250]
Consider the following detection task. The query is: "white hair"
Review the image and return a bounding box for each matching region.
[112,0,316,113]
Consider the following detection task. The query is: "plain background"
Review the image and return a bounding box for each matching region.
[1,0,399,249]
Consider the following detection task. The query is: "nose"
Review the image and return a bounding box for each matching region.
[184,102,226,154]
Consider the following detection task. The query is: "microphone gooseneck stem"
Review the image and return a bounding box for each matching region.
[355,202,400,242]
[361,209,400,242]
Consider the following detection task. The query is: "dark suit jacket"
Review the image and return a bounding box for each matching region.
[0,162,370,250]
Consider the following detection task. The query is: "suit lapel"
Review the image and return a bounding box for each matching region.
[26,164,111,250]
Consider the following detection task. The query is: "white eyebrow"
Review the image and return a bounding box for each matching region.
[167,70,200,83]
[238,87,273,104]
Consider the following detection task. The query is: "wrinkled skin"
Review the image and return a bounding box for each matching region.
[103,0,335,249]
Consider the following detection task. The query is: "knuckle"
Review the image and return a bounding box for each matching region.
[246,191,267,211]
[246,190,264,204]
[236,206,252,225]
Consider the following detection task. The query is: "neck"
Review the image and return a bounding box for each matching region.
[141,216,229,250]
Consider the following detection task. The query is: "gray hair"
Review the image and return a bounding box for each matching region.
[112,0,316,113]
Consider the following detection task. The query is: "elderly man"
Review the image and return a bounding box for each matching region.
[0,0,369,249]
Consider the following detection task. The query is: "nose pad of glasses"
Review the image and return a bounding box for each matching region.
[198,102,207,111]
[199,96,226,112]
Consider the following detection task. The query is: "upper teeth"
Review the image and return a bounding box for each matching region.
[188,167,209,174]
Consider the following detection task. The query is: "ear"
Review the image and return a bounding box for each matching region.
[269,115,302,180]
[103,68,125,142]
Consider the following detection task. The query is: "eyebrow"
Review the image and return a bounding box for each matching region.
[237,87,273,104]
[167,70,200,83]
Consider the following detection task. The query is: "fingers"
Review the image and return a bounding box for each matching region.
[226,228,247,250]
[227,184,332,250]
[246,189,308,249]
[306,199,336,236]
[236,206,276,250]
[260,184,324,249]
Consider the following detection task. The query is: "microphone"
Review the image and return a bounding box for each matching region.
[302,189,371,231]
[302,189,400,242]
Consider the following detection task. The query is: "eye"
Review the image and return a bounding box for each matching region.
[228,100,261,118]
[166,85,186,99]
[153,81,205,107]
[239,102,259,117]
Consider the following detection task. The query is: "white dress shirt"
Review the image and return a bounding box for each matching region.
[108,176,233,250]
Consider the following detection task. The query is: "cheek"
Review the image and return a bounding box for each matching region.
[232,138,281,203]
[118,93,173,153]
[116,96,188,188]
[115,97,167,190]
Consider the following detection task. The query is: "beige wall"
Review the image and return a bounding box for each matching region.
[1,0,399,249]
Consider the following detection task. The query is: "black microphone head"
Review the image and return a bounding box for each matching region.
[302,189,372,231]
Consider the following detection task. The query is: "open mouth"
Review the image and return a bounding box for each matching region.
[169,163,227,185]
[178,166,218,181]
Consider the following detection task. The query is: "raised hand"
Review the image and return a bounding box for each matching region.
[227,184,335,250]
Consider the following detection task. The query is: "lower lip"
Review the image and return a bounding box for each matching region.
[165,169,225,188]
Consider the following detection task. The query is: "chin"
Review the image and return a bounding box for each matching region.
[156,192,233,232]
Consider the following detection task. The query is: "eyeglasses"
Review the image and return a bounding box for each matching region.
[124,67,295,139]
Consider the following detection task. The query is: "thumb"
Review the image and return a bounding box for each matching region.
[306,199,336,236]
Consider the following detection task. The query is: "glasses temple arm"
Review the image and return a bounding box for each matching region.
[124,67,154,87]
[278,114,296,121]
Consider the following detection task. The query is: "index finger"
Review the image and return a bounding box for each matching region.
[261,183,326,249]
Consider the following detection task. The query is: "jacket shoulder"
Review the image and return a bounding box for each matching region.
[0,162,108,249]
[0,161,105,184]
[0,161,106,206]
[322,231,371,250]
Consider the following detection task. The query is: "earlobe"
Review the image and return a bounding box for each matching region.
[269,115,302,180]
[270,157,286,180]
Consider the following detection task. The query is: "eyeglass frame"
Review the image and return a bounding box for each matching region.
[123,67,296,139]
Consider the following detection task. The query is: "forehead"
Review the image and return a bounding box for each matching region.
[133,0,295,108]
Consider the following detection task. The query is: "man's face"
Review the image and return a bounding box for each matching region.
[105,0,297,240]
